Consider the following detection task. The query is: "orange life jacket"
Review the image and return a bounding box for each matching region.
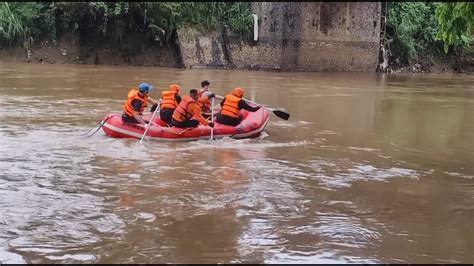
[197,88,211,111]
[220,94,241,118]
[160,90,178,109]
[123,89,148,117]
[172,95,196,122]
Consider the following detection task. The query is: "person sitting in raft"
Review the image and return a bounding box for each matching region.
[122,82,159,125]
[157,84,182,124]
[197,80,213,118]
[216,87,261,127]
[171,89,215,128]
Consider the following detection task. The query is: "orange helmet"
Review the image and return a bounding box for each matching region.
[232,87,244,98]
[169,84,180,93]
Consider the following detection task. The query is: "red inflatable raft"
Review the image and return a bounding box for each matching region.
[101,108,270,141]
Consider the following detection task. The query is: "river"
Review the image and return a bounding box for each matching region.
[0,62,473,263]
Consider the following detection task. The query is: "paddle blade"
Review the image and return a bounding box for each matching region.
[272,109,290,120]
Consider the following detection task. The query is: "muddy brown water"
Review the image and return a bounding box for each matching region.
[0,62,473,263]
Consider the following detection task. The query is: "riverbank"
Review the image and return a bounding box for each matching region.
[1,2,472,74]
[1,34,472,75]
[385,50,474,75]
[0,34,181,68]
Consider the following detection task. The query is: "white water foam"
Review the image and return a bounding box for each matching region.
[155,139,315,153]
[348,147,381,152]
[0,246,26,264]
[443,171,473,179]
[307,159,420,188]
[265,250,381,264]
[45,254,96,261]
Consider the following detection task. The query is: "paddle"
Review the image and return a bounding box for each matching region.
[215,95,290,120]
[256,103,290,120]
[140,100,161,142]
[210,97,215,140]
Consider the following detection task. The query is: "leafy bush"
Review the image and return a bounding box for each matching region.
[0,2,26,47]
[226,2,254,37]
[0,2,57,47]
[436,2,474,53]
[386,2,442,64]
[176,2,253,37]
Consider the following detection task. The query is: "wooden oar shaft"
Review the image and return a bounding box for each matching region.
[140,100,161,142]
[210,97,215,140]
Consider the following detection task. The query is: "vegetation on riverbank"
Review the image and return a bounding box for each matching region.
[382,2,473,73]
[0,2,253,48]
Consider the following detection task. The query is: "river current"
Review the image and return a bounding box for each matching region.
[0,63,472,263]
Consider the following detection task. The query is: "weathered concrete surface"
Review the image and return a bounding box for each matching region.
[276,2,381,71]
[177,28,228,69]
[177,2,382,72]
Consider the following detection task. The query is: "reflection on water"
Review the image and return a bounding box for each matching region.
[0,63,473,263]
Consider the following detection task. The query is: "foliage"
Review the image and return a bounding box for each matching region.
[0,2,57,47]
[0,1,254,48]
[226,2,254,37]
[386,2,442,64]
[436,2,474,53]
[0,2,26,47]
[176,2,253,37]
[9,2,55,40]
[0,2,231,47]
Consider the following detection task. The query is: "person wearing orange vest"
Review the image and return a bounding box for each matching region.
[158,84,182,124]
[197,80,214,118]
[216,87,261,126]
[171,89,215,128]
[122,82,158,125]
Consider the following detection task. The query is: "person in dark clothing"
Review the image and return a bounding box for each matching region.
[197,80,213,118]
[216,87,261,127]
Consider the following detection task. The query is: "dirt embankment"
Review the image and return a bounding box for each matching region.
[386,54,474,75]
[380,44,474,75]
[0,34,182,68]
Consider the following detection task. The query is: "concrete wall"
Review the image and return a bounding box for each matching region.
[176,28,282,71]
[178,28,233,69]
[176,2,382,72]
[285,2,381,71]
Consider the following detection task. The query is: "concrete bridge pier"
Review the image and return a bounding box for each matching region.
[177,2,382,72]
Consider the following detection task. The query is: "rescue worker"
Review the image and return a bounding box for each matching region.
[171,89,215,128]
[197,80,213,118]
[216,87,261,126]
[159,84,182,124]
[122,82,159,125]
